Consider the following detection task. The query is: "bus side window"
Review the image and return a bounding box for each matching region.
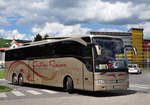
[41,44,55,58]
[47,43,55,57]
[82,45,92,57]
[5,51,11,61]
[26,46,39,59]
[9,49,24,60]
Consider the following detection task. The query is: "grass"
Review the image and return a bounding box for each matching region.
[0,70,4,79]
[0,86,11,92]
[0,70,11,92]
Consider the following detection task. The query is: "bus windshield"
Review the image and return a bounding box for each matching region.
[93,37,128,72]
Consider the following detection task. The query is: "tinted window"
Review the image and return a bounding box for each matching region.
[5,40,92,61]
[5,43,55,61]
[82,37,91,43]
[55,41,83,57]
[5,48,25,61]
[27,43,55,59]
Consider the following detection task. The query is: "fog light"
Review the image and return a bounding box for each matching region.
[98,80,105,84]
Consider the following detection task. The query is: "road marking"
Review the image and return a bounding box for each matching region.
[12,91,25,96]
[130,84,150,89]
[0,93,7,98]
[41,89,59,94]
[27,90,42,95]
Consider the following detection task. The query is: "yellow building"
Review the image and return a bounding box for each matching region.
[130,28,144,67]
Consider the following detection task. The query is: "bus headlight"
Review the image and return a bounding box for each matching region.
[98,80,105,84]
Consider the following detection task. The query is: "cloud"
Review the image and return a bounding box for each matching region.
[76,1,132,22]
[50,0,80,9]
[1,0,150,26]
[0,29,29,40]
[32,22,91,37]
[30,1,49,10]
[101,0,150,4]
[0,16,10,26]
[139,9,150,20]
[0,0,51,26]
[126,22,150,39]
[0,0,150,40]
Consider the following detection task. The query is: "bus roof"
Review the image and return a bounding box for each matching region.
[6,35,122,51]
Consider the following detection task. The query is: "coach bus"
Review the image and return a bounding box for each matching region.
[5,35,135,93]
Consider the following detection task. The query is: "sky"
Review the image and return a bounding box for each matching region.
[0,0,150,40]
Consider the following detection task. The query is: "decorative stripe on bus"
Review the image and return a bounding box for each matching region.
[107,74,125,78]
[8,61,57,81]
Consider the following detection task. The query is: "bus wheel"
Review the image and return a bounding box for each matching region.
[18,74,24,86]
[65,77,74,93]
[12,74,18,85]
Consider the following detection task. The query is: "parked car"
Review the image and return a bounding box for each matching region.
[128,64,142,74]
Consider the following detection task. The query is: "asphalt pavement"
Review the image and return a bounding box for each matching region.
[0,71,150,105]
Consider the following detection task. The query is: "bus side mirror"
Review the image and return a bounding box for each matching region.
[132,47,137,56]
[124,45,137,56]
[95,45,102,55]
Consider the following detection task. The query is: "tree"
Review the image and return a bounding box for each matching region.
[34,34,42,41]
[43,34,49,40]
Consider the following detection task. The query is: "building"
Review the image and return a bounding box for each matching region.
[9,38,22,49]
[130,28,144,67]
[143,39,150,68]
[0,48,7,68]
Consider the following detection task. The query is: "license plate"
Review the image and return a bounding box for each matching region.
[113,85,120,89]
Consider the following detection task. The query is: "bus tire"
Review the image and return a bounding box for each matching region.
[65,77,74,93]
[12,74,18,85]
[18,74,24,86]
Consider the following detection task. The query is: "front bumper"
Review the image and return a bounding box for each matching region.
[94,82,129,91]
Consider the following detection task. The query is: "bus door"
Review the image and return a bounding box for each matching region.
[82,44,94,91]
[27,59,34,84]
[83,61,94,91]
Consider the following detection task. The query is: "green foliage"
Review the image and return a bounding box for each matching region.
[0,70,4,79]
[34,34,49,41]
[0,86,11,92]
[34,34,43,41]
[43,34,49,40]
[0,38,11,47]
